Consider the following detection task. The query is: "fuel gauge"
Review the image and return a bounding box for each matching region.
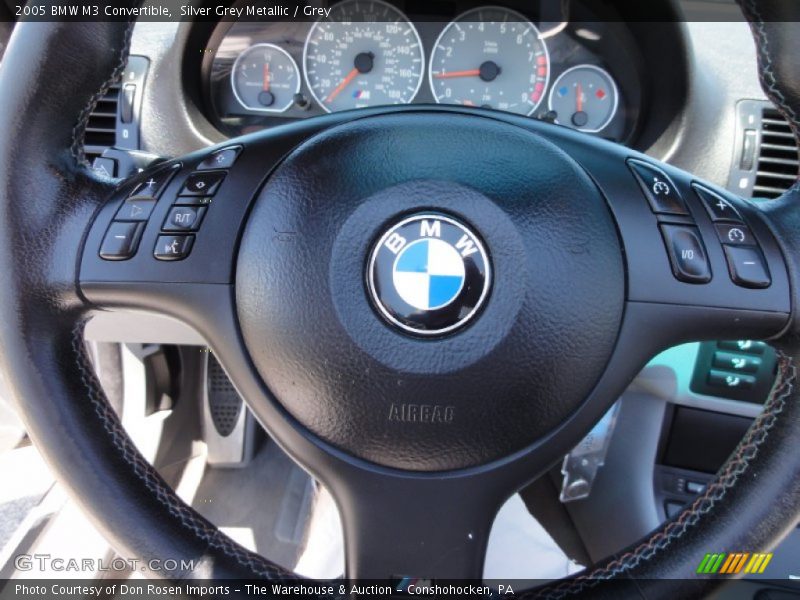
[548,65,619,133]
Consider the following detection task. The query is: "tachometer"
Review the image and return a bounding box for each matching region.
[429,7,549,115]
[303,0,424,113]
[231,44,301,113]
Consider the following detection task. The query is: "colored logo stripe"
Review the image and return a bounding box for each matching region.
[697,552,773,574]
[744,553,773,574]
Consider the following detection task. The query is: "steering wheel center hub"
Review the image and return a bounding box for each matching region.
[236,112,625,471]
[367,212,491,336]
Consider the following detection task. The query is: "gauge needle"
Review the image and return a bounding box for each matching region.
[326,68,359,104]
[263,63,270,92]
[434,69,481,79]
[576,83,583,112]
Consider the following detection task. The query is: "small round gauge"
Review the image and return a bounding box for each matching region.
[428,7,550,115]
[231,44,301,113]
[548,65,619,133]
[303,0,424,113]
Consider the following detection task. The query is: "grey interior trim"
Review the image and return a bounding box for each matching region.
[562,392,665,563]
[651,19,767,187]
[85,311,206,345]
[130,23,223,158]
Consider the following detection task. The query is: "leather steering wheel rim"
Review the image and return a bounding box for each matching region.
[0,3,799,597]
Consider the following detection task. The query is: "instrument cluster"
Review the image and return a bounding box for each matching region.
[204,0,643,143]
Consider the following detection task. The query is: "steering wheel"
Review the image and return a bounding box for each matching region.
[1,2,799,597]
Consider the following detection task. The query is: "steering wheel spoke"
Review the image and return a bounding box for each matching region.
[82,153,261,294]
[78,119,333,321]
[332,475,502,581]
[536,124,793,353]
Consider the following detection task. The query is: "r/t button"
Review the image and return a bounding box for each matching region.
[163,206,206,231]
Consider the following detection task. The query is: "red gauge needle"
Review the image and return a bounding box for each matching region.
[326,68,359,104]
[434,69,481,79]
[263,63,270,92]
[576,83,584,112]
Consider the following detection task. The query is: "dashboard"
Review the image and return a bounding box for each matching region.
[203,0,649,144]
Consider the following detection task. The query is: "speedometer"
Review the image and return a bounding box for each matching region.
[303,0,424,113]
[429,7,550,115]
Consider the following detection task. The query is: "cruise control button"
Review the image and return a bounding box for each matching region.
[154,235,194,261]
[718,340,767,354]
[180,171,226,196]
[723,245,771,288]
[198,146,241,170]
[116,199,156,221]
[707,369,756,390]
[715,223,754,246]
[628,159,688,215]
[100,222,143,261]
[712,351,762,373]
[659,225,711,283]
[693,185,743,222]
[163,206,206,231]
[129,167,177,200]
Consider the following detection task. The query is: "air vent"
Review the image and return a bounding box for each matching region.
[728,101,799,199]
[83,83,120,163]
[753,107,799,198]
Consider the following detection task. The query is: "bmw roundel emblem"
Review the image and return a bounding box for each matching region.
[367,213,491,336]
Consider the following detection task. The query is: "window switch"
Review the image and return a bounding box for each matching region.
[100,222,143,261]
